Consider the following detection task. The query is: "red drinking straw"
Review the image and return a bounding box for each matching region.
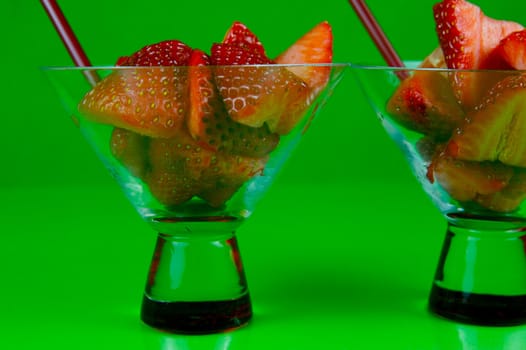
[348,0,408,80]
[41,0,100,86]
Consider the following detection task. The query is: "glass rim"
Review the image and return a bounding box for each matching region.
[41,62,349,71]
[350,61,526,73]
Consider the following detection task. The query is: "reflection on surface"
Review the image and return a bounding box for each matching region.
[161,334,232,350]
[144,329,236,350]
[433,318,526,350]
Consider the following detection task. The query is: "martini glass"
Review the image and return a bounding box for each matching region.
[353,63,526,326]
[43,63,346,334]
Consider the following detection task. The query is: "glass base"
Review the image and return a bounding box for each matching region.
[141,226,251,333]
[429,285,526,326]
[428,217,526,326]
[141,293,252,334]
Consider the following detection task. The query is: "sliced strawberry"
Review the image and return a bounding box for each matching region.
[79,67,188,138]
[494,30,526,70]
[148,130,214,180]
[433,0,523,108]
[146,130,212,206]
[222,21,266,57]
[475,168,526,212]
[211,42,271,65]
[198,153,267,207]
[146,128,267,207]
[386,71,465,138]
[187,49,279,157]
[275,21,333,93]
[117,40,193,66]
[110,128,149,179]
[211,42,310,134]
[80,40,192,138]
[429,151,513,202]
[145,169,197,206]
[446,74,526,168]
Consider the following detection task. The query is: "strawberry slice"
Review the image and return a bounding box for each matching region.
[198,153,267,207]
[80,40,193,138]
[275,21,333,94]
[187,49,279,157]
[146,130,214,206]
[222,21,266,57]
[211,42,310,134]
[386,48,464,138]
[148,130,214,180]
[429,151,513,202]
[110,128,149,179]
[116,40,193,66]
[494,30,526,70]
[146,169,197,207]
[146,127,267,207]
[447,74,526,168]
[79,67,188,138]
[433,0,523,108]
[475,168,526,212]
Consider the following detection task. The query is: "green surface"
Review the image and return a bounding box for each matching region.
[3,0,526,348]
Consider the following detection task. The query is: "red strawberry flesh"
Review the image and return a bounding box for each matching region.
[117,40,193,66]
[495,29,526,70]
[80,40,193,138]
[386,67,465,138]
[475,168,526,212]
[78,21,333,208]
[79,67,188,138]
[188,49,280,157]
[222,21,266,57]
[110,128,149,179]
[211,43,310,134]
[430,151,513,202]
[198,153,267,207]
[275,21,333,93]
[146,131,212,206]
[433,0,523,108]
[446,74,526,168]
[146,128,268,207]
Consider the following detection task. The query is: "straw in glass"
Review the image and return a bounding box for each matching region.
[348,0,408,79]
[41,0,100,86]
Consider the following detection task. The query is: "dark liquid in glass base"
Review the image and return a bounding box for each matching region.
[141,293,252,334]
[429,285,526,326]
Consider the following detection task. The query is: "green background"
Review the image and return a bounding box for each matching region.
[2,0,526,348]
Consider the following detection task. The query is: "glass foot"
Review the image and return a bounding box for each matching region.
[429,285,526,326]
[141,228,252,333]
[141,293,252,334]
[428,216,526,326]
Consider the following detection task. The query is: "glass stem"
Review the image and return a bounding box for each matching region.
[141,231,252,333]
[429,222,526,325]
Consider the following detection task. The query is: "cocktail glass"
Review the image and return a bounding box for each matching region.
[353,63,526,326]
[43,63,346,333]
